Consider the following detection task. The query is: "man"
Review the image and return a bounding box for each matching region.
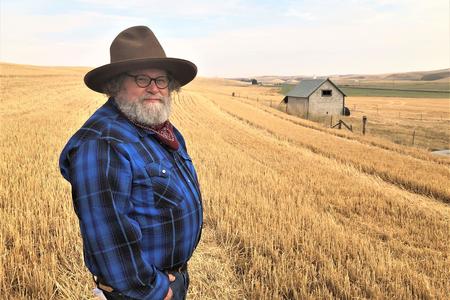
[59,26,203,300]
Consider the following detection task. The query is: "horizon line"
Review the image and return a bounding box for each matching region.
[1,61,449,79]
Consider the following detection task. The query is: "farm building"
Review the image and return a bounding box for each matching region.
[283,78,346,118]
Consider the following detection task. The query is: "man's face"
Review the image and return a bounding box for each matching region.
[115,68,172,126]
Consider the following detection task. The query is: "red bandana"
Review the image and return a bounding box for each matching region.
[132,120,179,151]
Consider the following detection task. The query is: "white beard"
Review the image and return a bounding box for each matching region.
[114,94,172,126]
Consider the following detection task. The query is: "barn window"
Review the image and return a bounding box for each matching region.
[322,90,332,96]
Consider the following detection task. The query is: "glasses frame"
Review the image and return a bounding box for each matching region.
[125,73,171,89]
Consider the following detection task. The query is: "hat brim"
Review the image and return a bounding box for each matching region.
[84,57,197,93]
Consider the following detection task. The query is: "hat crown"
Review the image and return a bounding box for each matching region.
[110,26,167,63]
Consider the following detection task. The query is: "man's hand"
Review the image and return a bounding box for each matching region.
[163,273,176,300]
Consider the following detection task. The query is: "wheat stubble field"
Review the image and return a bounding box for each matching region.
[1,63,449,299]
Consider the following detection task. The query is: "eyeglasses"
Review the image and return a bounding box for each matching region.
[125,73,171,89]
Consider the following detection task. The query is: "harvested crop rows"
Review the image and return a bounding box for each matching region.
[174,84,450,299]
[1,64,449,299]
[193,88,450,203]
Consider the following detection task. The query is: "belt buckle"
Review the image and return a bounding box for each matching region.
[93,275,114,293]
[98,282,114,293]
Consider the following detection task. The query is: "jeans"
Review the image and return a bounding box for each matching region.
[168,270,189,300]
[102,270,189,300]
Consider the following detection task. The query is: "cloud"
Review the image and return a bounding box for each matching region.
[284,9,316,20]
[0,4,148,65]
[164,0,449,77]
[1,0,448,76]
[76,0,246,18]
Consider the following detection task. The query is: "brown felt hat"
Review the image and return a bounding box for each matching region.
[84,26,197,93]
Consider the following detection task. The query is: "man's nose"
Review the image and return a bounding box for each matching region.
[146,81,160,94]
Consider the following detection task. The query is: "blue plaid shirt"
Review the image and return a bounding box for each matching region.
[59,98,203,299]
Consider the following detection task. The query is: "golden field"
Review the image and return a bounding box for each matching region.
[1,63,449,299]
[203,80,450,150]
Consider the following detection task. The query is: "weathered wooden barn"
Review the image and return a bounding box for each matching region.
[283,78,346,118]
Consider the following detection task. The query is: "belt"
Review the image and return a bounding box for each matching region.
[94,262,188,293]
[165,262,188,273]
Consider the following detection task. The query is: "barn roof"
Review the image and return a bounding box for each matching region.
[285,78,346,97]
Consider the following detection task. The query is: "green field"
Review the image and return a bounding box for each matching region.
[339,87,449,98]
[280,81,450,98]
[335,80,450,91]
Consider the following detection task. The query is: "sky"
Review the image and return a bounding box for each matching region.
[1,0,449,77]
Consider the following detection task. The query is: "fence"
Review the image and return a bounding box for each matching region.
[350,104,448,121]
[229,92,449,150]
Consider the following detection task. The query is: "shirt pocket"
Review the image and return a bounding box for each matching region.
[177,151,200,187]
[144,159,183,208]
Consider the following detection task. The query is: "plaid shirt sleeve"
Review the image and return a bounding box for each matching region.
[69,138,170,300]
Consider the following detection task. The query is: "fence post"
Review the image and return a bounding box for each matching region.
[412,129,416,145]
[330,115,333,127]
[362,116,367,135]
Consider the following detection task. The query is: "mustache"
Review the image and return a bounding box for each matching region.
[139,94,168,101]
